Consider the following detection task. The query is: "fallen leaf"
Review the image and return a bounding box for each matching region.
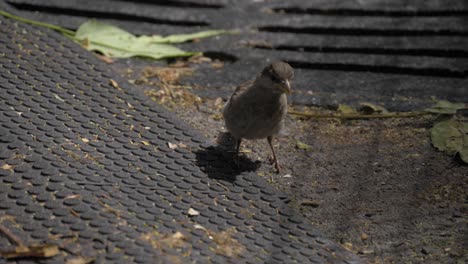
[188,208,200,216]
[0,164,13,171]
[193,224,206,231]
[431,117,467,163]
[337,104,355,114]
[210,228,244,257]
[211,61,224,69]
[74,20,228,60]
[358,102,388,114]
[168,142,178,149]
[142,231,188,250]
[95,54,114,64]
[239,147,252,153]
[213,97,224,108]
[64,194,81,200]
[342,242,353,251]
[178,143,188,149]
[0,244,59,259]
[109,79,120,89]
[53,94,65,102]
[142,66,192,84]
[361,233,369,241]
[66,256,94,264]
[141,141,150,146]
[296,140,312,150]
[283,174,292,178]
[81,138,89,143]
[426,99,466,114]
[358,249,374,254]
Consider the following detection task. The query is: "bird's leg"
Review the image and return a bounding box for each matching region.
[235,138,242,154]
[234,138,242,168]
[267,136,281,173]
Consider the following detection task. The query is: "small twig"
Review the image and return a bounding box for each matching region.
[0,224,24,247]
[288,110,431,119]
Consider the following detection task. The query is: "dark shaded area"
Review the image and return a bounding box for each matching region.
[194,145,261,183]
[258,25,468,37]
[285,60,467,78]
[114,0,224,9]
[253,44,468,58]
[271,7,468,17]
[7,1,209,26]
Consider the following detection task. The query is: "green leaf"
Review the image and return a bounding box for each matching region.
[358,102,388,114]
[296,140,312,150]
[431,117,468,163]
[425,100,466,114]
[74,20,226,60]
[337,104,356,114]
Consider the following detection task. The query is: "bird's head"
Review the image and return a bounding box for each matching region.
[260,61,294,94]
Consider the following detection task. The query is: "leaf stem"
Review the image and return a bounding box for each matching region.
[0,10,75,37]
[288,110,431,119]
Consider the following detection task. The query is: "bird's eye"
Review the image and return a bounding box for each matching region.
[270,74,280,83]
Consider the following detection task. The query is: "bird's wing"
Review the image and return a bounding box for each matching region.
[228,79,254,103]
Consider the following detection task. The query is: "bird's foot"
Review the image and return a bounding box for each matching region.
[268,156,282,173]
[273,161,282,173]
[233,155,241,169]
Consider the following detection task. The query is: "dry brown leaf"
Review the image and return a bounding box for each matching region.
[142,66,192,84]
[0,244,59,259]
[300,199,320,207]
[95,54,114,64]
[66,256,94,264]
[210,228,244,257]
[211,61,224,69]
[342,242,354,251]
[64,194,81,200]
[109,79,121,89]
[213,97,224,108]
[361,233,369,241]
[0,164,13,171]
[188,208,200,216]
[168,142,188,150]
[142,231,188,249]
[168,142,178,149]
[188,54,212,64]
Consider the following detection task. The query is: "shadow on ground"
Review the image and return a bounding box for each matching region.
[194,132,261,182]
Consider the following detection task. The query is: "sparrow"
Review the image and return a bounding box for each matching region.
[223,61,294,172]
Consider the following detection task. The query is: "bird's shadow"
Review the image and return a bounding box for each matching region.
[194,132,260,182]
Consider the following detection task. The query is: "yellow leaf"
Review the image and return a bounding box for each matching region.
[109,79,120,89]
[296,140,312,150]
[1,164,13,170]
[188,208,200,216]
[66,256,94,264]
[337,104,355,114]
[0,244,59,259]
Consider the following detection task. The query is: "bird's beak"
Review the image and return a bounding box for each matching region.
[281,79,291,94]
